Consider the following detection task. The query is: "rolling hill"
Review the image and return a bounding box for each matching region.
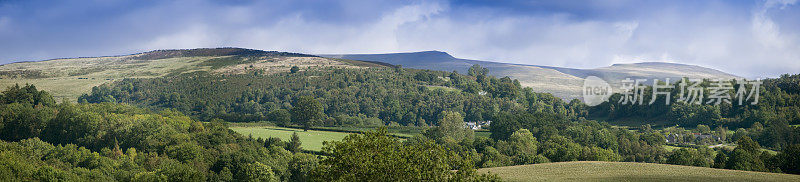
[478,161,800,182]
[0,48,740,101]
[323,51,740,99]
[0,48,386,101]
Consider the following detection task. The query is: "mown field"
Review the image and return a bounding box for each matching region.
[230,125,425,151]
[478,161,800,182]
[230,126,351,151]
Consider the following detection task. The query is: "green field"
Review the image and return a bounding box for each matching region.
[230,126,351,151]
[478,161,800,182]
[312,126,421,138]
[662,145,683,152]
[475,130,491,138]
[424,85,460,92]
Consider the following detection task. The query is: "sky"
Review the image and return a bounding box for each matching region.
[0,0,798,78]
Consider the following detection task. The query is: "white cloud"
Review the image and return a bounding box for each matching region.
[232,2,444,54]
[765,0,798,9]
[141,25,218,50]
[0,0,798,78]
[122,0,796,78]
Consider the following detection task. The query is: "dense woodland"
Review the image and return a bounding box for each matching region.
[591,74,800,149]
[76,64,800,174]
[78,65,584,127]
[2,62,800,181]
[0,84,498,181]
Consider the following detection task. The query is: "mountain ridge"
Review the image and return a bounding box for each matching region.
[321,51,741,99]
[0,48,742,101]
[0,47,385,101]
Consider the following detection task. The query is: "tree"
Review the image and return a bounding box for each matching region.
[290,153,319,182]
[291,96,324,131]
[290,66,300,73]
[581,146,622,162]
[489,112,521,140]
[289,132,302,153]
[714,126,728,142]
[238,162,277,182]
[268,109,291,125]
[641,132,666,146]
[776,144,800,174]
[479,146,513,168]
[499,129,540,164]
[731,128,748,142]
[696,125,711,133]
[0,85,299,181]
[265,137,284,149]
[424,111,473,142]
[310,128,498,181]
[723,136,768,172]
[1,84,56,107]
[667,148,708,167]
[540,136,582,162]
[713,150,727,168]
[467,64,488,77]
[736,136,761,154]
[726,149,766,171]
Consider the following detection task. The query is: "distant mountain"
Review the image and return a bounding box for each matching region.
[0,48,741,101]
[322,51,741,99]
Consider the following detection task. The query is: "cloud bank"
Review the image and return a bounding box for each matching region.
[0,0,798,78]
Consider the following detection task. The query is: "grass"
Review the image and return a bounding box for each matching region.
[716,144,779,155]
[230,126,351,152]
[312,125,422,138]
[0,49,385,102]
[424,85,460,92]
[479,161,800,182]
[230,125,425,152]
[475,130,491,138]
[0,56,215,101]
[0,78,111,101]
[662,145,683,152]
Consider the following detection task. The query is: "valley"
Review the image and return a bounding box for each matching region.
[0,48,798,181]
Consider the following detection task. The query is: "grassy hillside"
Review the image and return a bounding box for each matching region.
[479,161,800,182]
[324,51,741,100]
[2,48,740,101]
[548,62,741,89]
[0,48,384,101]
[324,51,585,99]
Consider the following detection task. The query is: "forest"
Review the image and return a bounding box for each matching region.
[77,65,584,127]
[74,65,800,174]
[591,74,800,149]
[0,84,498,181]
[2,64,800,181]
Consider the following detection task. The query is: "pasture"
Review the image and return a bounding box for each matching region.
[479,161,800,182]
[230,126,350,152]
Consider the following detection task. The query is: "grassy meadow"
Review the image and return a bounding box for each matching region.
[0,50,381,101]
[230,126,351,151]
[479,161,800,182]
[0,56,215,101]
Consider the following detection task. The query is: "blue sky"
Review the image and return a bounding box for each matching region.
[0,0,798,78]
